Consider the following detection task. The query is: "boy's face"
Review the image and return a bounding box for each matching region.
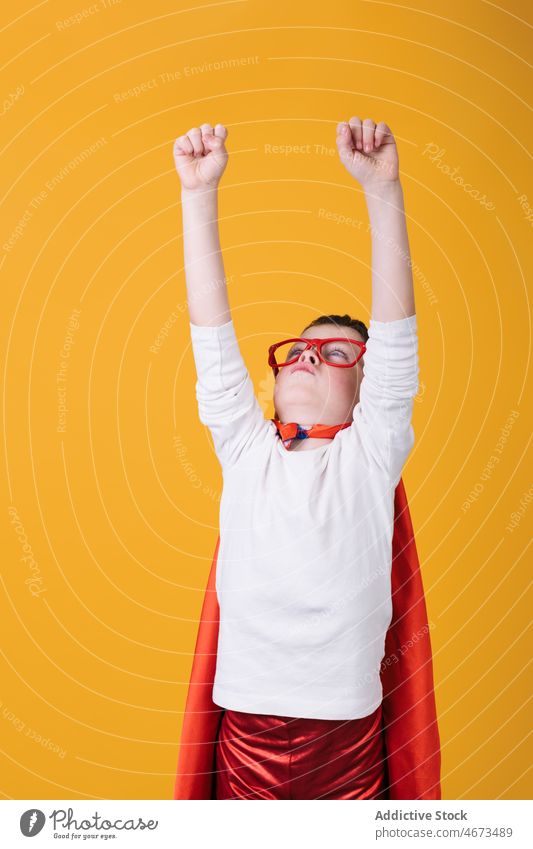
[273,323,365,426]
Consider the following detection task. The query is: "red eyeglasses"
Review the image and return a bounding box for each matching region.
[268,337,366,377]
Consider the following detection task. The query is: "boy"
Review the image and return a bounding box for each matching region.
[173,118,427,799]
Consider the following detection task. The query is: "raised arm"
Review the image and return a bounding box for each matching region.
[173,122,231,326]
[335,117,419,485]
[173,123,269,467]
[336,117,415,322]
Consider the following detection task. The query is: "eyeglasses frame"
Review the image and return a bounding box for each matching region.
[268,336,367,377]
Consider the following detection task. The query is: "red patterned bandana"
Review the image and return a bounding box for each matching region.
[271,417,351,450]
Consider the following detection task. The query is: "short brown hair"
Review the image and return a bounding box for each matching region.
[301,313,368,343]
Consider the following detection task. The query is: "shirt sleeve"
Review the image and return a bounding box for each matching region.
[350,312,419,487]
[189,318,269,467]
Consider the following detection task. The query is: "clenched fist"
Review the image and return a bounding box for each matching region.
[335,118,399,188]
[173,122,229,191]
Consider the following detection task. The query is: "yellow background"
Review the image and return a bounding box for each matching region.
[1,0,531,800]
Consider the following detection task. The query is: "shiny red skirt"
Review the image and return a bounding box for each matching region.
[215,702,387,800]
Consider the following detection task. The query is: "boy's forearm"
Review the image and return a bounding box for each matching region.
[181,187,232,327]
[364,180,416,322]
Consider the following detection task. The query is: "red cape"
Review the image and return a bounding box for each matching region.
[173,477,441,799]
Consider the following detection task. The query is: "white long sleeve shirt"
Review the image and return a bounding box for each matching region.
[189,313,419,720]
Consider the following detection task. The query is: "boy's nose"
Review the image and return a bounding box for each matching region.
[299,346,319,365]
